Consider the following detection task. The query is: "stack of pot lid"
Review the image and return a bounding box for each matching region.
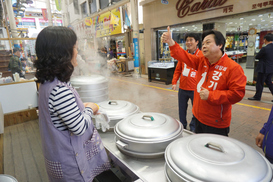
[98,100,139,121]
[115,112,182,142]
[165,134,273,182]
[70,75,108,103]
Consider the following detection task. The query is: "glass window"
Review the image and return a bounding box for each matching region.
[73,0,79,14]
[81,2,88,17]
[89,0,97,14]
[99,0,109,9]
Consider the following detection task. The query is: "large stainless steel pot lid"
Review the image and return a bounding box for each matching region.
[97,100,139,120]
[115,112,182,142]
[165,134,273,182]
[70,75,108,85]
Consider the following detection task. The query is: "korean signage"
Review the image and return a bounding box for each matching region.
[252,1,273,9]
[95,7,122,38]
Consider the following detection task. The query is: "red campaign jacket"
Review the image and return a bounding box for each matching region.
[170,42,246,128]
[172,48,203,91]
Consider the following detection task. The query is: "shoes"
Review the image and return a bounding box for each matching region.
[248,97,261,101]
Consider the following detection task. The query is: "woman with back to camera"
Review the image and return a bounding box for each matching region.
[34,26,110,182]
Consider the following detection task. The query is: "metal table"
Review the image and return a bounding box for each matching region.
[99,130,193,182]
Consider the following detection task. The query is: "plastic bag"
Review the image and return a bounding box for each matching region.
[94,111,110,132]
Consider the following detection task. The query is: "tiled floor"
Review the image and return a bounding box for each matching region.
[3,73,273,181]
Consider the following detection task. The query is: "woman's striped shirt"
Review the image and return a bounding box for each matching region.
[48,83,93,136]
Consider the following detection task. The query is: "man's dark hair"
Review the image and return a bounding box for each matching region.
[185,33,201,48]
[13,48,20,54]
[264,33,273,42]
[202,30,225,54]
[34,26,77,84]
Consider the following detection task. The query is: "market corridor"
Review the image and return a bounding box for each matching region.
[3,74,273,182]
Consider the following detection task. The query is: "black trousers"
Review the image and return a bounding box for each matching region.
[265,155,273,164]
[254,72,273,99]
[178,88,195,131]
[194,117,230,136]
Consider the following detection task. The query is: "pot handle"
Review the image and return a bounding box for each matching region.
[108,101,118,105]
[142,115,154,121]
[116,140,128,149]
[205,142,225,153]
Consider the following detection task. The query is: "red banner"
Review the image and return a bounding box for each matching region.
[41,8,48,21]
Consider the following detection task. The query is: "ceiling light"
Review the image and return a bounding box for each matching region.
[251,19,256,21]
[240,18,244,20]
[261,20,265,22]
[258,15,263,17]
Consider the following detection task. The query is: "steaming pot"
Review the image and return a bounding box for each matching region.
[114,112,183,158]
[70,75,108,103]
[164,134,273,182]
[97,100,140,129]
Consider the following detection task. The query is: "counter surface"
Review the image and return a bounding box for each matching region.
[99,130,193,182]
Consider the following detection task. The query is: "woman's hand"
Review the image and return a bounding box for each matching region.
[84,103,99,114]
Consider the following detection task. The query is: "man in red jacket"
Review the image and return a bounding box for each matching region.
[162,27,246,136]
[172,33,203,132]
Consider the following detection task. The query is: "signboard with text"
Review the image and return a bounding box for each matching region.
[95,7,122,38]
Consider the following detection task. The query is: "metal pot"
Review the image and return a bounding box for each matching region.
[70,75,108,103]
[114,112,183,158]
[97,100,140,129]
[165,134,273,182]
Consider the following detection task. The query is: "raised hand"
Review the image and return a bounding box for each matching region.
[161,26,175,46]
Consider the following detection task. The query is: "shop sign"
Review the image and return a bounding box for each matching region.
[55,0,62,11]
[25,11,43,17]
[95,7,122,38]
[41,8,48,21]
[252,1,273,9]
[85,17,92,26]
[176,0,229,18]
[133,38,140,67]
[17,28,28,34]
[161,0,169,5]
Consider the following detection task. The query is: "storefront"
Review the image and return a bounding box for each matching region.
[94,7,129,59]
[71,5,132,59]
[68,4,135,75]
[140,0,273,81]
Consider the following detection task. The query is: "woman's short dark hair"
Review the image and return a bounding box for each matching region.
[202,30,225,54]
[34,26,77,84]
[185,33,201,48]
